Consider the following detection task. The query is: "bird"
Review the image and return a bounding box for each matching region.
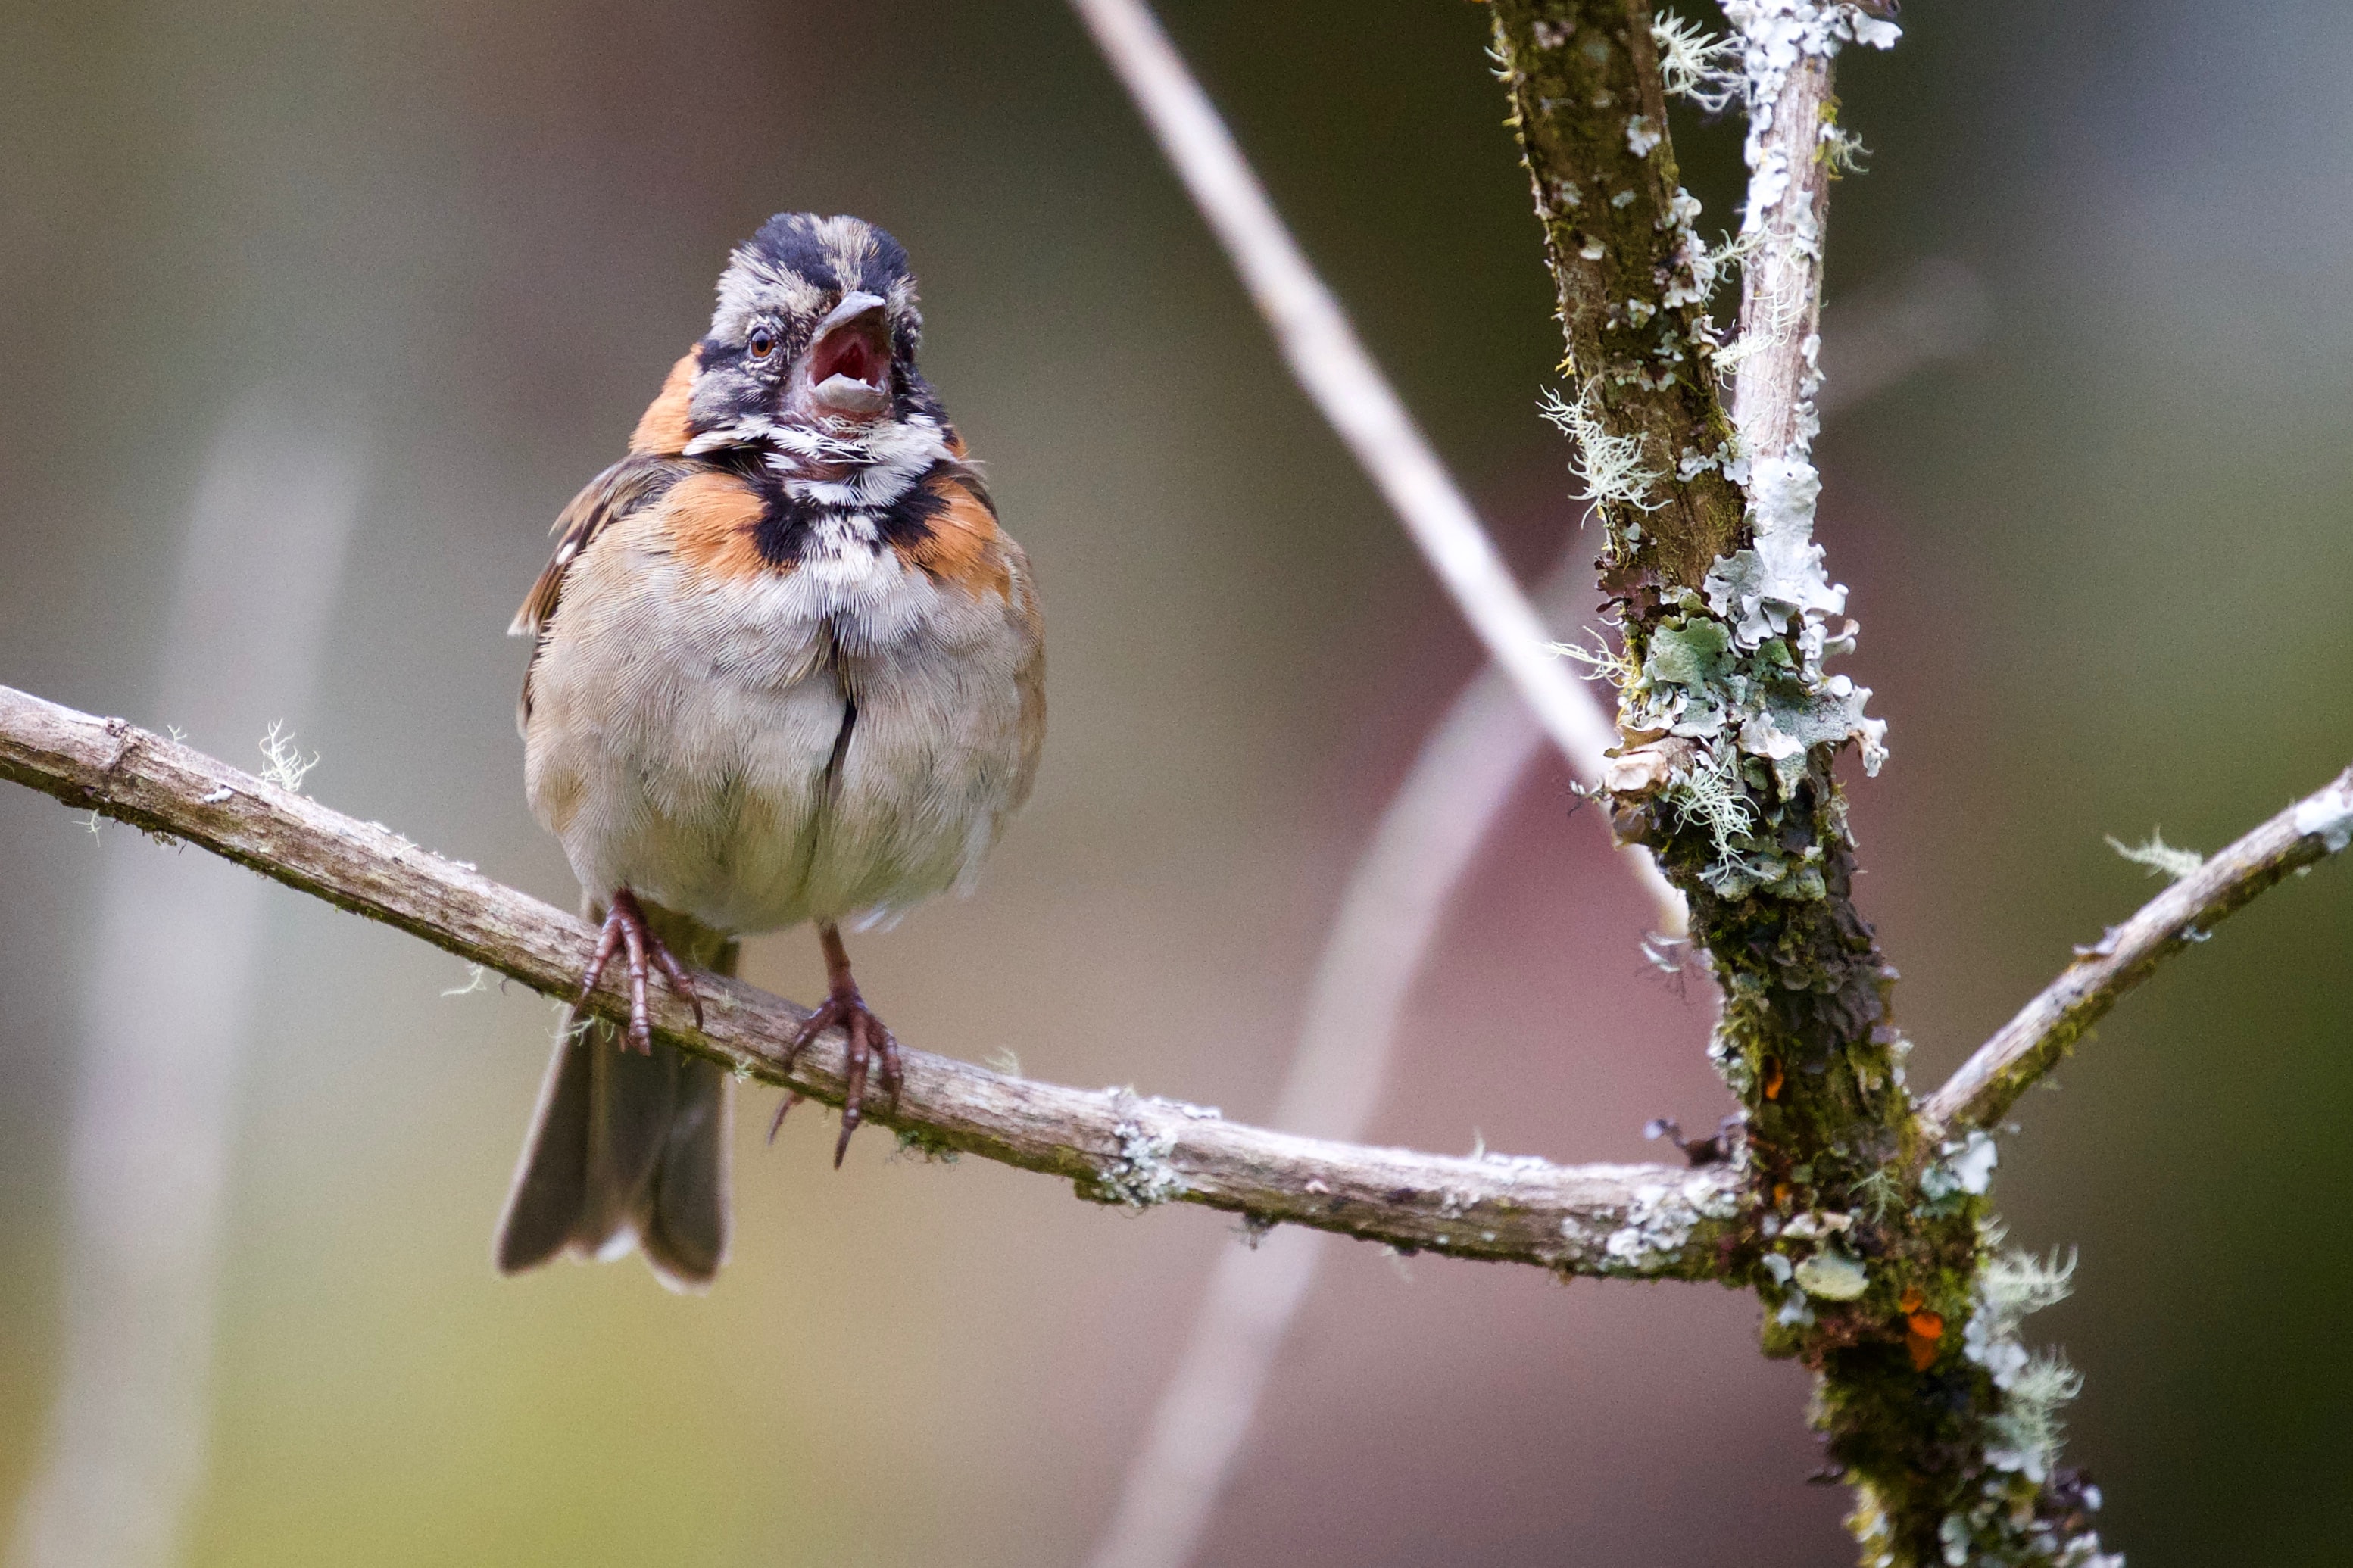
[493,213,1045,1292]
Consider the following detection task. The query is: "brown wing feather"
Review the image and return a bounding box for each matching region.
[511,454,692,637]
[511,454,692,728]
[1004,535,1047,815]
[513,346,705,641]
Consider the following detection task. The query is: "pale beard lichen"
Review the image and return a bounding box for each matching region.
[1541,382,1665,531]
[2105,829,2204,882]
[257,719,321,793]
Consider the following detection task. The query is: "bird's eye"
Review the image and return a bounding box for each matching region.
[747,326,778,360]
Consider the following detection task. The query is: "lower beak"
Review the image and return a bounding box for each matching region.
[805,291,893,417]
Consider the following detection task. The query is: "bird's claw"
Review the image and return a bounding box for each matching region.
[574,888,702,1054]
[769,987,903,1164]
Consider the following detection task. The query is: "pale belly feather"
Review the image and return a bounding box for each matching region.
[523,508,1032,934]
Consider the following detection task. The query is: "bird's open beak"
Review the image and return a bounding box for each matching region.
[802,291,893,419]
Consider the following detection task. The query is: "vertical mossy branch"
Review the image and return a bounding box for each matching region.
[1491,0,1747,591]
[1493,5,2121,1565]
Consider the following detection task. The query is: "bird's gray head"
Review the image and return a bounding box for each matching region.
[685,213,936,456]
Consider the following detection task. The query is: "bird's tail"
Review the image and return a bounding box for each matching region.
[494,898,736,1292]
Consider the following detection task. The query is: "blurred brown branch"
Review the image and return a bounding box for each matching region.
[0,681,1741,1279]
[1063,0,1687,936]
[1925,766,2353,1141]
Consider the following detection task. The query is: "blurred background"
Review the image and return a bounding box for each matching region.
[2,0,2348,1562]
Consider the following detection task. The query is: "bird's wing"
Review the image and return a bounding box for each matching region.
[512,453,694,728]
[1003,532,1047,816]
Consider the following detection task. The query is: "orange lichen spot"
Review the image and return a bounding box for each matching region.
[629,349,700,455]
[1905,1312,1945,1371]
[1899,1287,1925,1314]
[1771,1181,1792,1208]
[1762,1058,1785,1100]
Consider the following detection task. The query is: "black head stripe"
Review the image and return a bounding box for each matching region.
[744,214,915,301]
[854,225,913,297]
[747,214,843,293]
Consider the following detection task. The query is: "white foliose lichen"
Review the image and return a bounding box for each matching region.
[1717,0,1900,410]
[1609,575,1883,898]
[1793,1246,1870,1300]
[1719,1,1902,170]
[1927,1130,2000,1200]
[2292,776,2353,853]
[1090,1093,1189,1208]
[1584,1171,1740,1273]
[1589,8,1896,902]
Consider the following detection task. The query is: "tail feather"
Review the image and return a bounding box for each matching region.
[493,1012,598,1275]
[642,1053,732,1288]
[494,899,738,1290]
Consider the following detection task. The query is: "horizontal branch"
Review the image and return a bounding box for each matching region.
[1923,762,2353,1139]
[0,682,1740,1277]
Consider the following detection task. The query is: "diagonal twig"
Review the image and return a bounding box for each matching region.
[1066,0,1684,937]
[0,681,1744,1278]
[1923,764,2353,1140]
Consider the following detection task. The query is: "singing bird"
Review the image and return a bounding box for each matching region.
[495,214,1045,1291]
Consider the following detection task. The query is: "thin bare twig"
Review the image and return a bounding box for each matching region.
[0,682,1743,1278]
[1066,0,1684,937]
[1923,765,2353,1140]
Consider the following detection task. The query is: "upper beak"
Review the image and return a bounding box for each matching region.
[804,291,893,418]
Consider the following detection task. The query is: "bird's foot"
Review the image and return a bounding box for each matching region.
[769,979,903,1167]
[575,888,703,1054]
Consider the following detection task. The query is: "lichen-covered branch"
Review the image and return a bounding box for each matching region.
[1493,6,2127,1566]
[1927,765,2353,1141]
[1725,14,1834,463]
[1490,0,1748,592]
[0,681,1740,1277]
[1494,0,1910,1297]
